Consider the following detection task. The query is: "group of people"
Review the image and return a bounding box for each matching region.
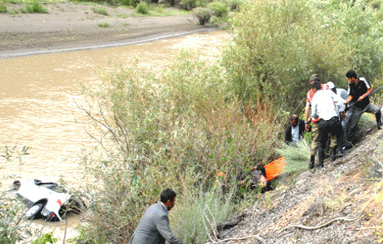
[132,69,382,244]
[286,70,382,169]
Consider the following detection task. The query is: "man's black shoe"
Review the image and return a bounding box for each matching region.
[309,155,315,169]
[317,164,323,169]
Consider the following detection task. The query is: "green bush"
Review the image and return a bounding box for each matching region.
[136,1,148,14]
[25,0,48,13]
[32,232,57,244]
[193,7,211,25]
[171,186,235,244]
[0,1,7,13]
[208,1,228,17]
[97,22,110,27]
[76,51,279,241]
[226,0,242,11]
[0,192,32,244]
[275,140,310,174]
[92,6,109,15]
[181,0,196,10]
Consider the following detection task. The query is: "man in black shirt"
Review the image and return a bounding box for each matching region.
[343,70,382,145]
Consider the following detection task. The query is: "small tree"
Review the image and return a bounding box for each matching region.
[193,7,211,25]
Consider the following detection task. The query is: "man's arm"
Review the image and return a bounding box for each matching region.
[157,215,183,244]
[304,101,311,131]
[344,95,353,105]
[358,87,373,101]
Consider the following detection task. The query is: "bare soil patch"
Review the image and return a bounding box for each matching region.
[0,2,215,57]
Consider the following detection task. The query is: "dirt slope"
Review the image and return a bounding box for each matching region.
[215,127,383,243]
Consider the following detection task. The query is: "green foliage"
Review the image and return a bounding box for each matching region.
[32,232,57,244]
[78,50,280,241]
[0,1,7,13]
[97,22,110,27]
[207,1,228,17]
[92,5,109,15]
[171,186,235,244]
[226,0,242,11]
[0,193,30,244]
[181,0,196,10]
[193,7,211,25]
[24,0,48,13]
[276,140,310,174]
[322,0,383,80]
[135,1,148,14]
[222,0,351,114]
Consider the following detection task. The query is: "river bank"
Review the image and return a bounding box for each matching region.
[0,2,218,58]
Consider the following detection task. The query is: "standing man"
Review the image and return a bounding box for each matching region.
[327,81,347,155]
[130,188,184,244]
[285,114,305,144]
[304,74,328,169]
[311,82,344,169]
[343,70,382,146]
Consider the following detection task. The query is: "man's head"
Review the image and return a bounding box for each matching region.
[289,114,298,127]
[312,81,321,91]
[309,73,319,85]
[327,81,337,93]
[345,69,358,84]
[160,188,177,211]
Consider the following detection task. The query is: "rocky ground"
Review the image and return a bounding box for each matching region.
[214,126,383,243]
[0,2,215,57]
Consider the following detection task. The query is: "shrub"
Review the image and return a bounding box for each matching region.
[171,186,235,244]
[193,7,211,25]
[0,1,7,13]
[275,140,310,174]
[208,1,227,17]
[226,0,242,11]
[76,50,279,241]
[136,1,148,14]
[25,0,48,13]
[97,22,110,27]
[32,232,57,244]
[0,193,30,244]
[181,0,196,10]
[91,6,109,15]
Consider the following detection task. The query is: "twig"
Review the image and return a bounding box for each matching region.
[213,235,265,243]
[63,217,68,244]
[201,211,265,244]
[279,215,360,233]
[352,226,382,231]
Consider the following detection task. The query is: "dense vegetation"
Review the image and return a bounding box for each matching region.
[2,0,383,243]
[72,0,383,243]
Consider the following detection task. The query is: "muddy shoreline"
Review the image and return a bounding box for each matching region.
[0,2,218,58]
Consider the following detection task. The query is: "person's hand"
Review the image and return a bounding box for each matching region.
[358,96,364,101]
[305,123,310,131]
[259,175,267,187]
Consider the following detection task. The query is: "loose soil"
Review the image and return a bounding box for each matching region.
[0,2,216,57]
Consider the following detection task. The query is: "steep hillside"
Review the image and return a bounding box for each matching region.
[214,127,383,243]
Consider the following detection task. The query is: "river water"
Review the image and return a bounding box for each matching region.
[0,30,230,241]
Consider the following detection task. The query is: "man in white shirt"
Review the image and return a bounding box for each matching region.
[310,82,344,169]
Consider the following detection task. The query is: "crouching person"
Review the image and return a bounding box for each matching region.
[130,188,184,244]
[310,82,344,169]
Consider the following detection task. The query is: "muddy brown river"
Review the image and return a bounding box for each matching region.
[0,30,230,241]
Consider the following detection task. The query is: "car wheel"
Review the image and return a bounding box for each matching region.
[25,203,44,220]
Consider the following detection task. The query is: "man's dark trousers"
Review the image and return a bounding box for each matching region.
[317,116,343,167]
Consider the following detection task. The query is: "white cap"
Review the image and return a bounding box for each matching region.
[327,81,335,89]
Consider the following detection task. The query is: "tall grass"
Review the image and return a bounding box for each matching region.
[171,186,235,244]
[276,140,310,174]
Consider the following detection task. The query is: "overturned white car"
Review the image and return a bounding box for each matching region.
[13,179,86,222]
